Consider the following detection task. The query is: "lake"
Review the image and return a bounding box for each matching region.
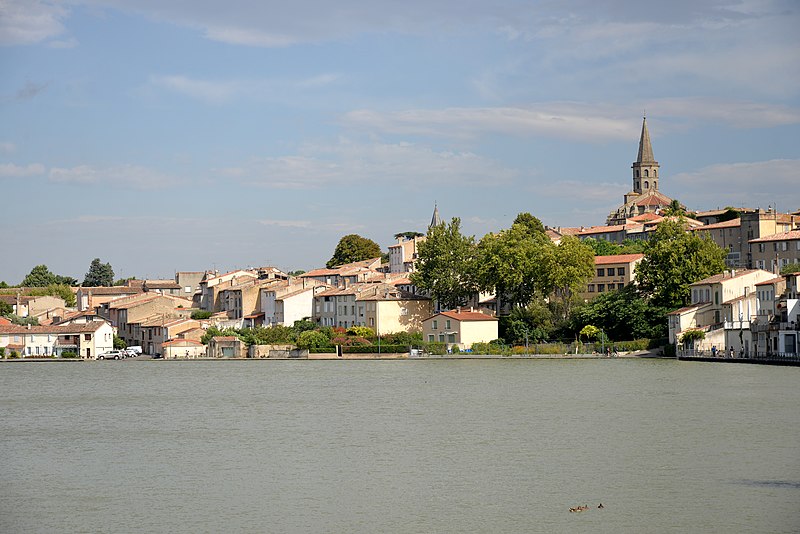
[1,358,798,533]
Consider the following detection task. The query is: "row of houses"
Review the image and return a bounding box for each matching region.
[669,269,800,357]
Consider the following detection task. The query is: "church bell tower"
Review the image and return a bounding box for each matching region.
[631,116,659,195]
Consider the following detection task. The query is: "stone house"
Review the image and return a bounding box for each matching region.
[581,254,644,300]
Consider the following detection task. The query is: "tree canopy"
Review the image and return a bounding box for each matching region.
[474,223,549,308]
[635,219,727,309]
[512,212,546,236]
[326,234,382,268]
[21,265,77,287]
[411,217,478,310]
[543,235,596,320]
[570,285,669,341]
[83,258,115,287]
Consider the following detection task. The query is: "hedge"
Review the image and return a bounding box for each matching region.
[342,344,409,354]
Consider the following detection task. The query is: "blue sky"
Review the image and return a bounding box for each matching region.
[1,0,799,284]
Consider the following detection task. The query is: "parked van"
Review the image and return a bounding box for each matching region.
[126,346,143,355]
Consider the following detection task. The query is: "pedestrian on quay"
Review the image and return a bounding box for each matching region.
[711,345,717,357]
[729,346,735,358]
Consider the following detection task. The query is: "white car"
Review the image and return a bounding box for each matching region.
[96,350,124,360]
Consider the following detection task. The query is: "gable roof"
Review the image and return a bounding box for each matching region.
[594,254,645,265]
[425,309,497,322]
[749,230,800,243]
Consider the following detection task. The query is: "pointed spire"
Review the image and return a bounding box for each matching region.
[429,202,442,229]
[637,116,655,163]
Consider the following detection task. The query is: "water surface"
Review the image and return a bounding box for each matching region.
[1,359,798,533]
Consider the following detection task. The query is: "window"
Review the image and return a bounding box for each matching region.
[644,169,649,177]
[84,334,91,341]
[438,334,445,342]
[597,268,605,277]
[588,284,595,293]
[715,292,719,305]
[428,334,434,342]
[759,243,765,253]
[597,284,605,292]
[447,334,456,343]
[618,283,625,290]
[432,320,438,329]
[617,267,625,276]
[445,320,451,330]
[635,170,640,178]
[644,180,649,189]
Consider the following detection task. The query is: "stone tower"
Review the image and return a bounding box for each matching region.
[429,203,442,229]
[631,116,660,195]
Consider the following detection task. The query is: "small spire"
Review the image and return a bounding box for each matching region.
[637,116,655,163]
[429,202,442,229]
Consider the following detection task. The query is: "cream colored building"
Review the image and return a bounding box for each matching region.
[162,339,206,359]
[76,286,143,311]
[422,308,498,350]
[668,269,776,353]
[388,235,425,273]
[0,321,114,359]
[357,285,432,334]
[582,254,643,299]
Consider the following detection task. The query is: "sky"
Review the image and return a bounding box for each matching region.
[1,0,799,284]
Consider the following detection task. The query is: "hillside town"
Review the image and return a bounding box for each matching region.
[2,119,799,361]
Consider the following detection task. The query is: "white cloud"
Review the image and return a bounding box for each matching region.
[0,142,17,154]
[48,164,181,189]
[0,162,45,177]
[536,180,627,203]
[342,99,800,142]
[149,73,342,104]
[221,139,519,189]
[0,0,68,45]
[258,219,312,229]
[343,105,636,142]
[671,159,800,210]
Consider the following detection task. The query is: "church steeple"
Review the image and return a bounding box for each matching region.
[631,116,659,194]
[429,203,442,229]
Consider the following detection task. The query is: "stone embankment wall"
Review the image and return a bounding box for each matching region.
[249,344,309,359]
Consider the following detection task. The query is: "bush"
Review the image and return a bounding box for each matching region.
[10,350,19,359]
[61,351,78,359]
[191,310,213,320]
[0,347,4,358]
[346,326,375,338]
[297,330,330,349]
[471,342,511,356]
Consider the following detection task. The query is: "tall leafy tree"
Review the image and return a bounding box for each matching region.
[543,235,596,321]
[82,258,115,287]
[636,219,727,309]
[570,285,669,341]
[474,223,549,308]
[411,217,478,310]
[326,234,382,268]
[513,212,546,236]
[21,265,72,287]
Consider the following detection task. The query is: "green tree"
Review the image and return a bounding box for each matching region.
[0,281,8,288]
[583,238,623,256]
[636,219,727,309]
[662,199,687,217]
[22,265,59,287]
[82,258,114,287]
[0,301,12,316]
[393,231,424,240]
[543,235,596,321]
[512,212,546,236]
[780,263,800,275]
[113,335,127,349]
[200,326,240,345]
[287,270,306,277]
[570,285,669,341]
[499,298,554,344]
[326,234,382,268]
[474,223,549,308]
[114,277,137,286]
[411,217,478,310]
[191,310,213,320]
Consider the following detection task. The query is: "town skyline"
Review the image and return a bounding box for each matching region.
[2,0,799,283]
